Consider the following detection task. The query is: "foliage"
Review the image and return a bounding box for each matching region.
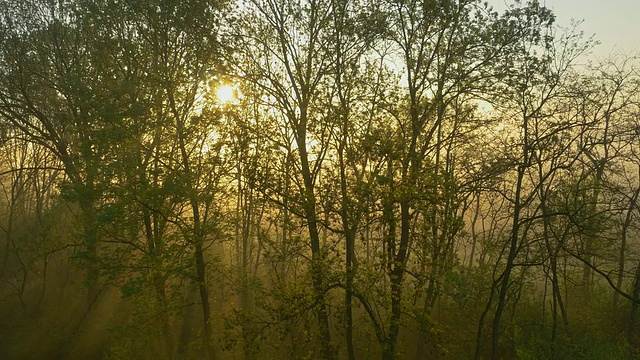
[1,0,640,359]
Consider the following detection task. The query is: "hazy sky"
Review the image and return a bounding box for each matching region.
[489,0,639,59]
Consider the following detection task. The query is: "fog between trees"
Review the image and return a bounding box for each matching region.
[0,0,639,359]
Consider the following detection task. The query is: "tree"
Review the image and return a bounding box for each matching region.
[232,0,339,356]
[0,0,229,358]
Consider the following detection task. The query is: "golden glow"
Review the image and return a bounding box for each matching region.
[215,84,237,104]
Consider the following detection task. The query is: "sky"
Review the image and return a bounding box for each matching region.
[489,0,639,59]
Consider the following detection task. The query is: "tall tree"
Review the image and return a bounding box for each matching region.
[232,0,338,356]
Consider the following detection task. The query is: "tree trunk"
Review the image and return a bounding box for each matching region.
[491,164,525,360]
[143,207,173,359]
[616,175,639,306]
[627,262,640,345]
[299,136,333,359]
[345,230,356,360]
[195,237,215,360]
[469,193,481,267]
[79,197,99,308]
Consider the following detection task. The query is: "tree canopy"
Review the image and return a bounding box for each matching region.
[1,0,640,359]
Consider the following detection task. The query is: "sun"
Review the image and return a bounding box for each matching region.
[215,84,237,104]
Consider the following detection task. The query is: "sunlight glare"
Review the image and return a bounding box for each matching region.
[216,84,237,104]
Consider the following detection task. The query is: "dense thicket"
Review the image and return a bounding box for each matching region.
[1,0,639,359]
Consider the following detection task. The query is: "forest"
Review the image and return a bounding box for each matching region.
[0,0,639,359]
